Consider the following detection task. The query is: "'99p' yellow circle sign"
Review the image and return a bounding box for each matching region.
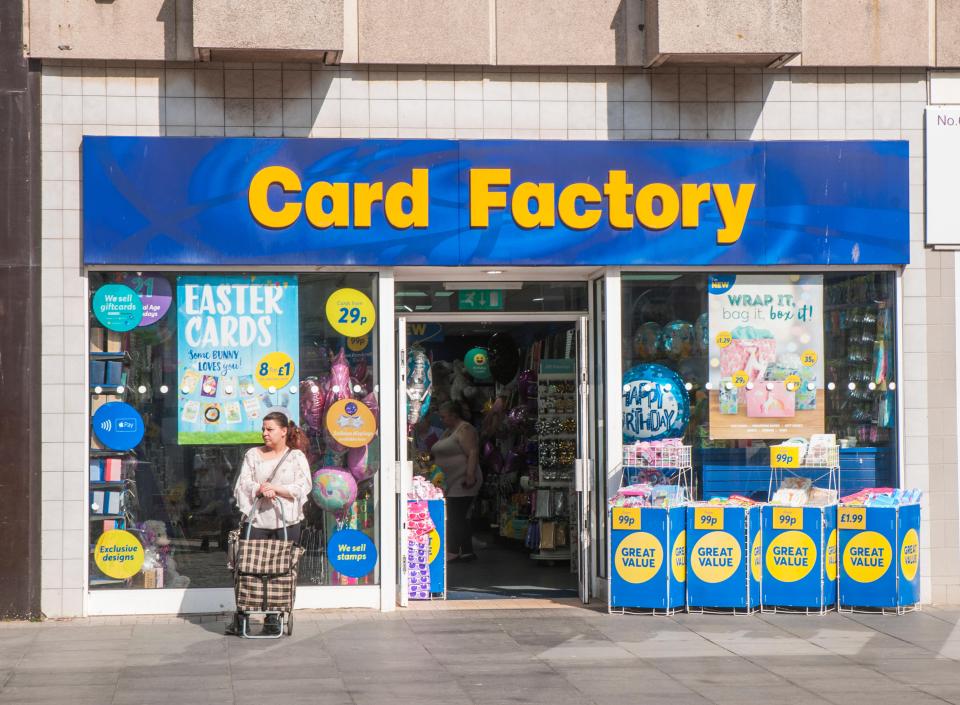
[326,288,376,337]
[94,530,144,579]
[615,532,663,584]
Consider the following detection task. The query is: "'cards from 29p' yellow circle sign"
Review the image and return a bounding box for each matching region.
[326,288,376,337]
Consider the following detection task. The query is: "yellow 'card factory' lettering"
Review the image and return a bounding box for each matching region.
[248,165,756,245]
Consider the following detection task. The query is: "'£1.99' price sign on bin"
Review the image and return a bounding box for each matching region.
[326,288,376,337]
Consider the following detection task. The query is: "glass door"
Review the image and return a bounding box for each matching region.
[396,317,411,607]
[575,315,592,603]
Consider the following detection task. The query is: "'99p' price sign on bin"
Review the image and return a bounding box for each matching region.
[770,445,801,468]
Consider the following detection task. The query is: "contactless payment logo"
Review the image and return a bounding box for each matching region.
[325,398,377,448]
[92,402,145,451]
[691,531,742,584]
[842,531,892,583]
[765,530,817,582]
[672,530,686,582]
[614,532,662,584]
[900,529,919,582]
[826,529,838,582]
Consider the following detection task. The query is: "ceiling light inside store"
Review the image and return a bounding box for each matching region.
[116,386,125,394]
[532,297,544,302]
[94,386,103,394]
[160,385,169,394]
[415,305,432,311]
[868,382,877,390]
[827,382,836,391]
[848,382,857,391]
[396,291,428,298]
[889,382,897,390]
[684,383,693,391]
[443,281,523,290]
[486,270,503,275]
[138,385,147,394]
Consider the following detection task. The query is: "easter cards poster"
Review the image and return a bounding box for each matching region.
[707,274,825,440]
[177,275,300,444]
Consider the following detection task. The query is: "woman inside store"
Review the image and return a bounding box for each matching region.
[434,401,482,562]
[226,411,312,635]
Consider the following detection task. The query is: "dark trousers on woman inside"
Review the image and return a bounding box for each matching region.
[446,496,475,556]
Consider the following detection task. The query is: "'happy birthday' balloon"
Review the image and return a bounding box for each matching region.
[622,364,690,443]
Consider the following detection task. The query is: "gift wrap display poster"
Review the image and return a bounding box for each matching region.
[708,274,824,440]
[177,275,299,444]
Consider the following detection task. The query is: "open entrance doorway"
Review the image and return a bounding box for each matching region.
[398,316,591,604]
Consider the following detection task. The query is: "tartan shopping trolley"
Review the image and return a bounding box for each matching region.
[233,498,305,638]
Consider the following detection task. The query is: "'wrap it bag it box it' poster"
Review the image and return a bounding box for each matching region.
[707,274,825,440]
[177,275,299,444]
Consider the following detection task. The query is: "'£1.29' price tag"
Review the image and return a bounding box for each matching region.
[770,445,801,468]
[326,288,376,338]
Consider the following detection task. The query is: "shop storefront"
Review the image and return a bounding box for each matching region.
[80,136,908,614]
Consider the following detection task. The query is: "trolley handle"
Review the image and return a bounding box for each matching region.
[244,496,288,541]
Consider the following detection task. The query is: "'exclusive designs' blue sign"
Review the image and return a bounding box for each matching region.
[83,137,909,267]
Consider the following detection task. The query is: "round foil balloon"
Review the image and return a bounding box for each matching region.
[310,468,358,512]
[621,364,690,443]
[659,321,695,359]
[488,332,521,384]
[633,322,662,360]
[406,348,432,425]
[694,312,709,355]
[464,347,491,381]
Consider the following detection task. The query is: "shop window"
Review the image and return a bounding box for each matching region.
[87,272,380,590]
[620,272,898,500]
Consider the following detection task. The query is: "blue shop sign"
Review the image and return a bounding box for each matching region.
[327,528,378,578]
[83,137,909,267]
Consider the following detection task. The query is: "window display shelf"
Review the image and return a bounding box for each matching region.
[89,449,135,458]
[90,352,131,363]
[89,481,128,490]
[531,550,571,561]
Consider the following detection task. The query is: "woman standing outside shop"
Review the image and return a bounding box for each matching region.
[433,401,482,561]
[226,411,312,634]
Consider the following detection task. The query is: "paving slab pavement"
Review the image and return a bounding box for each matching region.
[1,601,959,705]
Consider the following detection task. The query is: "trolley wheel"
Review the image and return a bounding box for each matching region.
[286,612,293,636]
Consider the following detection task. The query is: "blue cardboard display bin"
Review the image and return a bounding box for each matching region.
[761,505,838,613]
[609,505,686,614]
[839,503,920,613]
[407,498,446,599]
[686,505,762,613]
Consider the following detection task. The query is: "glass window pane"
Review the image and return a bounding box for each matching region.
[88,272,380,590]
[620,272,899,500]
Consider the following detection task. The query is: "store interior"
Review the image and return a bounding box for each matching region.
[406,321,581,599]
